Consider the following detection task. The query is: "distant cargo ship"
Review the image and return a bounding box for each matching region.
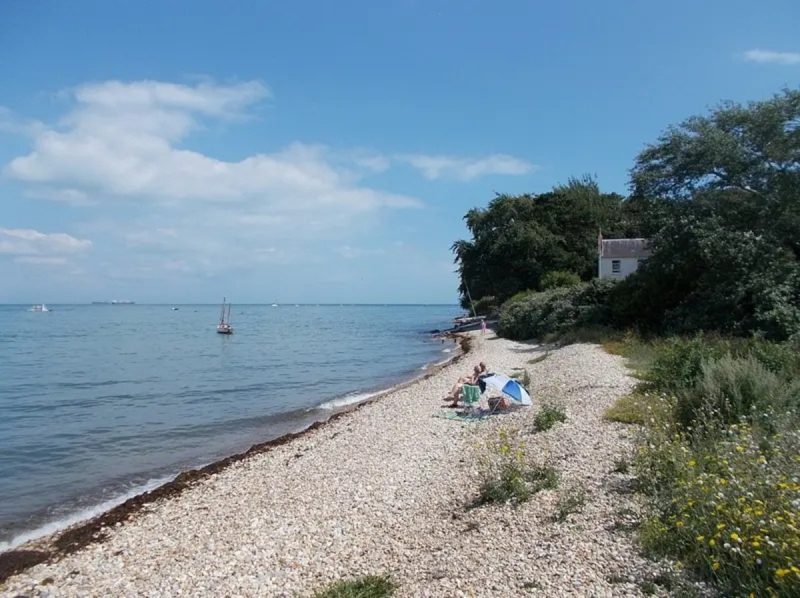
[91,300,136,304]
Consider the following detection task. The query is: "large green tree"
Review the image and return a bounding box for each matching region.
[631,88,800,255]
[617,89,800,339]
[452,177,631,309]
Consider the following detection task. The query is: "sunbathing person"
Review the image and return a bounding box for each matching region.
[444,365,482,407]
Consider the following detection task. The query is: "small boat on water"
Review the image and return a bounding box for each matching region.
[29,304,50,312]
[217,298,233,334]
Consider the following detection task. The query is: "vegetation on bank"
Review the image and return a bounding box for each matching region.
[607,335,800,597]
[450,86,800,596]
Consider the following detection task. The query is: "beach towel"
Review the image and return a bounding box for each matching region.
[433,409,491,423]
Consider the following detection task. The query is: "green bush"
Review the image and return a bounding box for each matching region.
[506,288,538,304]
[625,335,800,597]
[552,484,587,522]
[636,421,800,598]
[609,211,800,342]
[539,270,581,291]
[475,428,558,506]
[533,403,567,432]
[646,335,800,394]
[313,575,396,598]
[498,279,617,341]
[675,355,790,432]
[641,336,800,432]
[645,336,730,394]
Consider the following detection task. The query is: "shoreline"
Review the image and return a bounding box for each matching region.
[1,332,663,596]
[0,333,470,583]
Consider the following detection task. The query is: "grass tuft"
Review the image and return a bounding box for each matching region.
[313,575,395,598]
[603,393,650,425]
[533,403,567,432]
[475,428,558,506]
[552,484,587,522]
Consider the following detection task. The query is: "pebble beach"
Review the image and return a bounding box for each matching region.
[1,332,667,597]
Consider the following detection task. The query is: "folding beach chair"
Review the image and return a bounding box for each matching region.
[460,384,482,416]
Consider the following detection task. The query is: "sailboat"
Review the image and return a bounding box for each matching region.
[216,298,233,334]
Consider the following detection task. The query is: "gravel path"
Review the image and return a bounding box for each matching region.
[1,332,663,597]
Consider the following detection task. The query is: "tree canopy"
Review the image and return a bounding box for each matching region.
[451,177,632,310]
[456,87,800,340]
[617,89,800,339]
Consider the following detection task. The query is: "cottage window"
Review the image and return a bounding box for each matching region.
[611,259,621,273]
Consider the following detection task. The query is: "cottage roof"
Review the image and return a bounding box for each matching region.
[600,238,650,259]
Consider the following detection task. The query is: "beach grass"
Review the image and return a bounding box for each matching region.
[313,574,395,598]
[533,403,567,432]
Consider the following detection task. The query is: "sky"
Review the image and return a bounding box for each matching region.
[1,1,798,304]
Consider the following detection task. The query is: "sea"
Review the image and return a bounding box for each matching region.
[0,303,460,549]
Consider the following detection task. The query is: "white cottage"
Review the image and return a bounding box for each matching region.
[598,237,650,280]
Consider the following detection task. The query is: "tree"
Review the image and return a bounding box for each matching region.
[631,88,800,256]
[452,177,632,308]
[618,88,800,340]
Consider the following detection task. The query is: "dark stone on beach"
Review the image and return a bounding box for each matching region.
[0,549,50,583]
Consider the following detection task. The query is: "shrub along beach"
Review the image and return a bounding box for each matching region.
[2,89,799,597]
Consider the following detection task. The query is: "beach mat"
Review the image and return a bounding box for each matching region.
[433,409,491,423]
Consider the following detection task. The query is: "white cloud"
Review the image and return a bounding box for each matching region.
[2,78,529,291]
[743,49,800,65]
[5,80,419,215]
[0,228,92,257]
[400,153,534,181]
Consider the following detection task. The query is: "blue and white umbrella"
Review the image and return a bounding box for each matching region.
[482,373,532,406]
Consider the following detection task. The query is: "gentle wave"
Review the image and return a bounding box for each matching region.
[314,391,382,411]
[0,475,172,552]
[0,304,461,548]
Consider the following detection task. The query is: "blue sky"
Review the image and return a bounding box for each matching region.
[1,0,798,304]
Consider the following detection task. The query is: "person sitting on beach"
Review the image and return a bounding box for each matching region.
[476,361,492,393]
[444,365,482,407]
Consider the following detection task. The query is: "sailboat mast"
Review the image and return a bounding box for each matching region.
[220,297,226,324]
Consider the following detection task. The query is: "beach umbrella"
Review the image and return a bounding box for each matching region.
[482,373,532,406]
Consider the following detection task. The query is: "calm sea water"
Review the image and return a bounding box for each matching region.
[0,304,459,548]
